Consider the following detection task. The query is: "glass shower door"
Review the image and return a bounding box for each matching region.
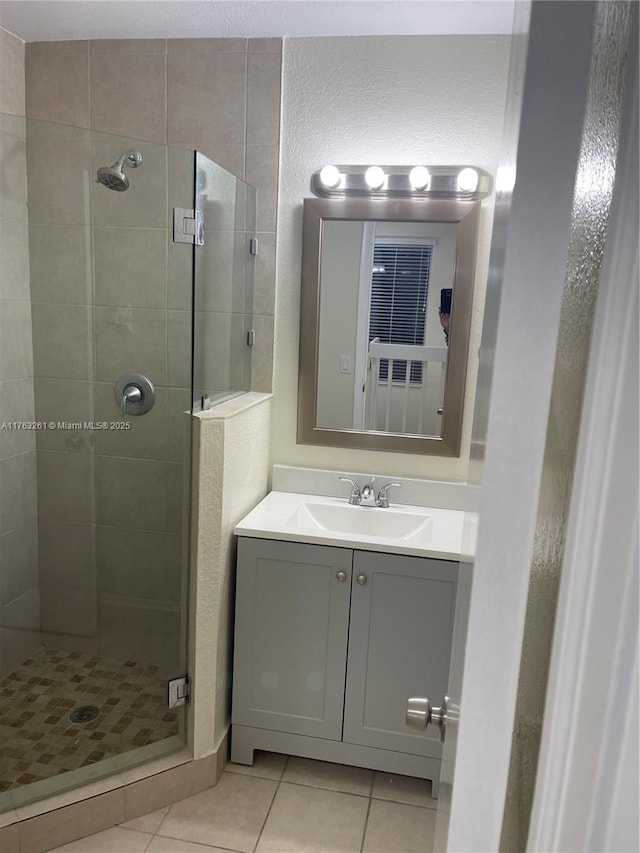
[0,120,193,811]
[192,152,257,412]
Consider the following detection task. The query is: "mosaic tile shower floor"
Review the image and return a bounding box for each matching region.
[0,647,179,793]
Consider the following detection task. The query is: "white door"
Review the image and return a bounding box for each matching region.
[527,30,638,851]
[352,223,376,429]
[420,3,634,850]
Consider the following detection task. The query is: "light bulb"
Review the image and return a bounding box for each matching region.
[409,166,431,190]
[319,165,341,188]
[364,166,385,189]
[457,168,479,193]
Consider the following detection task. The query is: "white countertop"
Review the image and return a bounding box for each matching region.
[234,491,474,560]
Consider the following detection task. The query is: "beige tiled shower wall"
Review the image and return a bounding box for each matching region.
[0,28,41,677]
[23,37,281,666]
[24,36,281,392]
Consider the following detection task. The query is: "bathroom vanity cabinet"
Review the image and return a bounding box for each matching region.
[231,536,458,794]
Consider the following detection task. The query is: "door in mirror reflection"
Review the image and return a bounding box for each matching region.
[316,220,458,437]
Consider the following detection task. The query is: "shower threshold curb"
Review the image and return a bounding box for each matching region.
[0,732,229,853]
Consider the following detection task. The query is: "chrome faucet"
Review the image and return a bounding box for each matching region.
[339,477,362,505]
[339,477,402,508]
[360,482,378,507]
[376,482,402,507]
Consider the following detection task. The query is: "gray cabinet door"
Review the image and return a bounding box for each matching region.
[343,551,458,758]
[232,538,353,740]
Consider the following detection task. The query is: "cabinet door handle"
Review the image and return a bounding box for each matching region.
[336,571,347,582]
[356,574,367,585]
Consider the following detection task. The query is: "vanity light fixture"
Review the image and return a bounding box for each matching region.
[319,164,341,188]
[364,166,386,189]
[409,166,431,190]
[457,167,480,193]
[311,164,492,200]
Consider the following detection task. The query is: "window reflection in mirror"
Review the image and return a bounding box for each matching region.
[316,220,458,437]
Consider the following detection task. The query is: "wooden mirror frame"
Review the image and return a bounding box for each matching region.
[297,197,482,455]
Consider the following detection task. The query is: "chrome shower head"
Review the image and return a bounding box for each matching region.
[96,149,143,191]
[96,165,129,191]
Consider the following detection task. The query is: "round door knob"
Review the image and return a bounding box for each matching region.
[336,571,347,582]
[356,574,367,585]
[406,696,431,730]
[431,696,450,742]
[406,695,450,742]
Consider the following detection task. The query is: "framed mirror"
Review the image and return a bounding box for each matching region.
[297,197,482,455]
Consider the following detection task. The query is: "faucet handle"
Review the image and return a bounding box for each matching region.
[376,482,402,507]
[339,477,361,505]
[121,383,143,417]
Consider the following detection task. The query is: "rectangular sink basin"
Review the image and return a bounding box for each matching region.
[234,491,467,558]
[287,501,432,542]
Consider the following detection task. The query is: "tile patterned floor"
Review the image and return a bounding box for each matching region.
[50,754,439,852]
[0,647,179,793]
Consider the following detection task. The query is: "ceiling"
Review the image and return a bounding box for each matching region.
[0,0,515,42]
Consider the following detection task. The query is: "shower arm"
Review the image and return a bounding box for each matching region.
[115,150,143,171]
[115,150,142,171]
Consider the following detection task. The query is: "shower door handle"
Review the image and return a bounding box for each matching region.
[114,373,155,417]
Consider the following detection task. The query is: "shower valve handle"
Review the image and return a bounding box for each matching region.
[121,384,143,417]
[114,373,155,418]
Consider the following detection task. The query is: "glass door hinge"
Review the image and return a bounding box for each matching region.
[173,208,204,245]
[247,329,255,347]
[249,238,258,255]
[168,674,191,708]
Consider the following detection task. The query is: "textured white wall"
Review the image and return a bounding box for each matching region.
[272,35,510,480]
[188,394,271,757]
[0,2,516,42]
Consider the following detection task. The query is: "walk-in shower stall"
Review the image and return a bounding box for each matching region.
[0,113,256,810]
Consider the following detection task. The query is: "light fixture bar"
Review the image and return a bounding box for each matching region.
[311,165,492,200]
